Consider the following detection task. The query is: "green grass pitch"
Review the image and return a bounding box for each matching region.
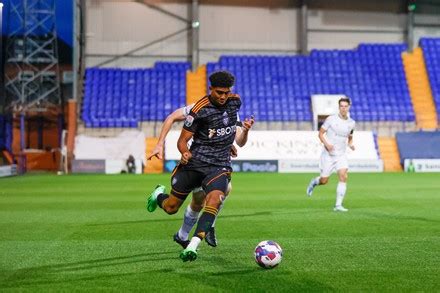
[1,173,439,291]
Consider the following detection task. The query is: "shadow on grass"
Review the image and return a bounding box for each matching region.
[88,211,272,227]
[1,251,177,288]
[175,254,335,291]
[357,211,440,224]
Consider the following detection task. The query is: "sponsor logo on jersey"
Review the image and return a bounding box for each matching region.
[184,115,194,127]
[222,112,229,126]
[208,129,216,139]
[208,125,237,138]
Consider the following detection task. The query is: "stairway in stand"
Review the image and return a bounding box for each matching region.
[378,137,402,172]
[402,48,438,129]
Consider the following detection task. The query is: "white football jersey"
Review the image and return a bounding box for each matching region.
[321,114,355,156]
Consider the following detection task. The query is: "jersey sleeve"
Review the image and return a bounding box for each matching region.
[182,104,194,118]
[183,110,200,133]
[321,116,332,130]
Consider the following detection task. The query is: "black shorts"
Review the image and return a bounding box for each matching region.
[170,164,232,200]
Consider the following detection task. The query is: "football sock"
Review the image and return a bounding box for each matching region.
[186,236,201,251]
[193,205,218,240]
[336,182,347,206]
[178,205,199,240]
[312,176,320,186]
[157,193,169,209]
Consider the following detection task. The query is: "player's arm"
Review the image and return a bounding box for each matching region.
[319,126,334,152]
[348,129,355,150]
[235,115,255,147]
[147,108,186,160]
[177,129,194,164]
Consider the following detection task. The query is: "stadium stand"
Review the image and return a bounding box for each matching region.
[396,131,440,164]
[402,47,438,129]
[82,62,190,128]
[378,137,402,171]
[420,37,440,123]
[186,65,207,105]
[206,43,414,123]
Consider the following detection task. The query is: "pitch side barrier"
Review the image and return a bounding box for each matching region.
[73,131,145,174]
[397,131,440,172]
[165,130,383,173]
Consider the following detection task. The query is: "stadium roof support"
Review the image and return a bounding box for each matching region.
[407,4,414,52]
[191,0,200,69]
[300,0,308,55]
[73,0,86,103]
[4,0,62,112]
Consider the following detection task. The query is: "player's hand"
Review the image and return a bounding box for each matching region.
[325,144,335,152]
[147,145,163,160]
[180,151,192,165]
[230,145,238,158]
[349,144,355,151]
[242,115,255,132]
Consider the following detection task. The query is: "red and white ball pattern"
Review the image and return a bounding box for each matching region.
[254,240,283,269]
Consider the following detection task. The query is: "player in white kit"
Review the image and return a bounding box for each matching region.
[306,97,355,212]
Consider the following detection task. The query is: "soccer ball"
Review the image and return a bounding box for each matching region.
[254,240,283,269]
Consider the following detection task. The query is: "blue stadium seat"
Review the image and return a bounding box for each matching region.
[207,44,413,122]
[82,62,190,127]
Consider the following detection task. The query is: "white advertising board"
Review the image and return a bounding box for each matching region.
[404,159,440,172]
[75,130,146,164]
[278,159,383,173]
[165,130,379,161]
[0,165,18,177]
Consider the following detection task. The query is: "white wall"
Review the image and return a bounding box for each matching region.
[86,0,189,67]
[307,10,406,49]
[199,5,299,64]
[84,1,439,68]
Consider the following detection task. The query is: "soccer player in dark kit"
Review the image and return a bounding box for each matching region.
[147,70,242,262]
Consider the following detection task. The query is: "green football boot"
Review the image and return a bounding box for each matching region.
[146,184,166,212]
[179,248,198,262]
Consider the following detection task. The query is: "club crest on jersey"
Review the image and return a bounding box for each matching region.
[184,115,194,127]
[222,112,229,126]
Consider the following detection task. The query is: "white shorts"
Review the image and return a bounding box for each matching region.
[319,151,348,177]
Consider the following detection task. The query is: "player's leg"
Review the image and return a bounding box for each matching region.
[205,181,232,247]
[334,156,349,212]
[180,168,230,262]
[174,187,205,248]
[307,152,332,196]
[147,166,199,215]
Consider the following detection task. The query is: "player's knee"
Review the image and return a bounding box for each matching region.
[192,190,205,206]
[340,173,348,182]
[163,202,180,215]
[190,200,203,212]
[206,191,224,207]
[320,177,329,185]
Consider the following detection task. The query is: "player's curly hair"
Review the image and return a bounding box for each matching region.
[209,71,235,88]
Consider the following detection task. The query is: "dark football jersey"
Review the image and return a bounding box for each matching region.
[183,94,242,168]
